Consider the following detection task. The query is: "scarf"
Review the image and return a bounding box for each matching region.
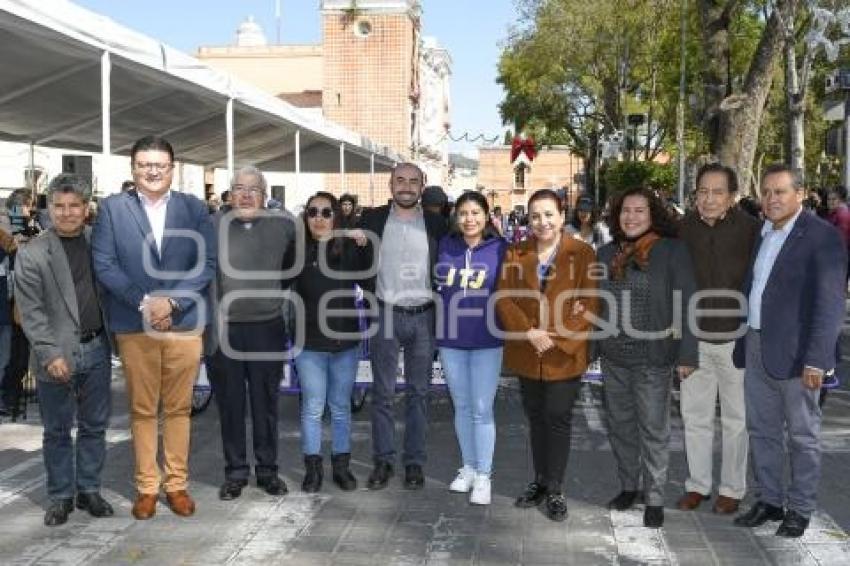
[610,231,661,281]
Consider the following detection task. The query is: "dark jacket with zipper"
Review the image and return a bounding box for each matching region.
[292,238,371,353]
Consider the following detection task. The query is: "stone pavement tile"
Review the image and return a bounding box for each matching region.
[291,535,340,553]
[426,534,478,561]
[476,539,521,564]
[671,553,718,566]
[342,525,390,543]
[303,518,352,538]
[332,550,384,565]
[281,550,332,565]
[807,543,850,564]
[560,547,621,565]
[315,502,359,521]
[663,531,710,549]
[381,537,429,558]
[390,522,434,541]
[335,540,383,554]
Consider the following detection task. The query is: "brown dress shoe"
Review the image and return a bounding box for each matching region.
[131,493,158,520]
[165,490,196,517]
[713,495,740,514]
[677,491,709,511]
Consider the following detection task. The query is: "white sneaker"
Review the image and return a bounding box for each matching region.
[470,473,491,505]
[449,466,475,493]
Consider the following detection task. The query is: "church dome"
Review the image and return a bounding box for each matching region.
[236,16,268,47]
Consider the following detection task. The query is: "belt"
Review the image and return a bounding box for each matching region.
[80,328,104,343]
[379,300,434,315]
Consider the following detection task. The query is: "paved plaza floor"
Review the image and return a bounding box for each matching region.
[1,369,850,565]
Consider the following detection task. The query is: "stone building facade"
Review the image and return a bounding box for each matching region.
[477,145,586,213]
[197,0,451,208]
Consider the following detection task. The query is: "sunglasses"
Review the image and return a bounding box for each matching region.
[307,206,334,219]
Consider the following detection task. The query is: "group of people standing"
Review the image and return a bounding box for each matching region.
[430,160,844,538]
[8,135,845,543]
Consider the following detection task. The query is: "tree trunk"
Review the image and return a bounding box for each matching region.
[712,1,796,195]
[698,0,735,153]
[786,39,806,182]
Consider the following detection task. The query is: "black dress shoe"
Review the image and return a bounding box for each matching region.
[733,501,785,527]
[367,461,394,490]
[644,505,665,528]
[44,498,74,526]
[257,475,288,496]
[607,490,641,511]
[75,492,114,517]
[775,509,810,538]
[515,482,547,508]
[218,479,248,501]
[404,464,425,490]
[545,492,568,522]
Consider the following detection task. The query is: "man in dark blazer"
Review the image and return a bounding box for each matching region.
[15,174,113,526]
[92,136,216,520]
[351,162,448,490]
[732,163,847,537]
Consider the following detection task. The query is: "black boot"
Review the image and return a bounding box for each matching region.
[302,455,323,493]
[331,453,358,491]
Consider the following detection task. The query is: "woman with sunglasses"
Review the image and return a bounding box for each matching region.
[291,191,371,493]
[434,191,507,505]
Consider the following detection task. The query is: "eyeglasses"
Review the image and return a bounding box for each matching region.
[232,185,264,196]
[134,162,173,173]
[307,206,334,219]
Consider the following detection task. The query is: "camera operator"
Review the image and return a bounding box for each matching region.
[1,188,41,418]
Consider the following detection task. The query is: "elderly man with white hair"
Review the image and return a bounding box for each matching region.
[207,165,298,501]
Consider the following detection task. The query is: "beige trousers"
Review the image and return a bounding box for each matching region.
[117,332,201,494]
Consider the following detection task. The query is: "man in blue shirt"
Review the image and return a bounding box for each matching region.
[732,163,846,537]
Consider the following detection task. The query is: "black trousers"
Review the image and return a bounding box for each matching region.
[1,323,30,412]
[209,317,286,482]
[519,377,582,492]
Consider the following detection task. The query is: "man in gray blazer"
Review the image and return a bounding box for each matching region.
[15,174,113,526]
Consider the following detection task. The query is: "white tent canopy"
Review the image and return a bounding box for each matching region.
[0,0,401,175]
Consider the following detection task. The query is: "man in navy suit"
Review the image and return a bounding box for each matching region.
[92,136,216,520]
[732,163,847,537]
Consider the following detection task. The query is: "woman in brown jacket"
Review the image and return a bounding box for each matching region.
[496,189,597,521]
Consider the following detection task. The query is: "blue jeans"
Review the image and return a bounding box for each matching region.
[36,335,112,501]
[369,305,436,466]
[295,346,359,455]
[439,347,502,475]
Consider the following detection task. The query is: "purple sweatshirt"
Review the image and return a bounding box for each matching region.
[434,234,507,349]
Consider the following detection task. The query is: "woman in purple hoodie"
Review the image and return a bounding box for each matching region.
[434,191,508,505]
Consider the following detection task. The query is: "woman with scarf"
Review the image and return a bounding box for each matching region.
[596,187,698,528]
[496,189,597,522]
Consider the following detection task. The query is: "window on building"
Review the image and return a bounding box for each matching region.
[354,20,372,38]
[514,164,527,189]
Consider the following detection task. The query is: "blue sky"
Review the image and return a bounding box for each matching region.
[73,0,518,155]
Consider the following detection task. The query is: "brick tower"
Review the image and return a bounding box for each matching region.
[321,0,422,204]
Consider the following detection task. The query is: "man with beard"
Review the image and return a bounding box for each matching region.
[351,162,448,490]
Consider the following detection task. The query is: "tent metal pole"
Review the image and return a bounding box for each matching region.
[101,51,111,160]
[339,143,346,193]
[295,129,301,196]
[226,98,235,180]
[370,153,375,206]
[29,142,35,199]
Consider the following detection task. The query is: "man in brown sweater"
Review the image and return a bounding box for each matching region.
[678,163,760,514]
